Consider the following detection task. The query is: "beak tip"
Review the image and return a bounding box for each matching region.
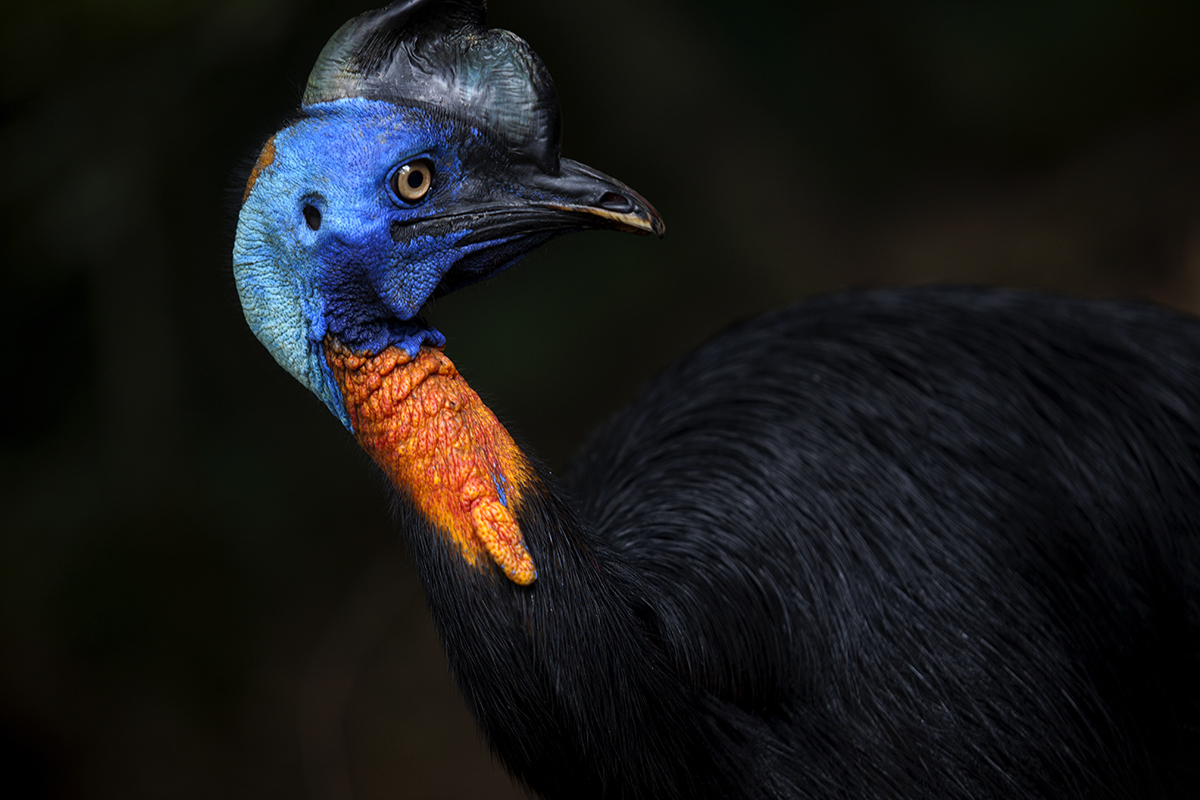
[632,200,665,239]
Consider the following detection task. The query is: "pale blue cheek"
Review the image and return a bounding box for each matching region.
[233,211,353,430]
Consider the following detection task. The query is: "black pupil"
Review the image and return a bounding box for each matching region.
[303,204,322,231]
[407,168,425,190]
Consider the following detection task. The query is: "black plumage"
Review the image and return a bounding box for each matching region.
[231,2,1200,794]
[404,287,1200,799]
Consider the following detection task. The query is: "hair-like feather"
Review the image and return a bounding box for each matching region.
[408,287,1200,799]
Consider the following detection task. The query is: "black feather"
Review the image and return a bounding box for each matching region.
[397,286,1200,799]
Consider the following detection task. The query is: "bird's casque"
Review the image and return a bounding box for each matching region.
[304,0,562,173]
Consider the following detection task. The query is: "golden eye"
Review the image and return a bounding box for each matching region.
[392,159,433,202]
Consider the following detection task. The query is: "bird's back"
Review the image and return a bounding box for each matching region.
[564,287,1200,798]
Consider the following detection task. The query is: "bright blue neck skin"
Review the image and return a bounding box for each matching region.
[235,98,523,428]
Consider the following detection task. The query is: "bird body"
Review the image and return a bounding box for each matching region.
[233,2,1200,797]
[401,287,1200,799]
[527,287,1200,798]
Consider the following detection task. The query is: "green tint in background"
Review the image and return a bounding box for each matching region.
[2,1,1199,797]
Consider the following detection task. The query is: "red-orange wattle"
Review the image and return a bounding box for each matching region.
[325,340,537,585]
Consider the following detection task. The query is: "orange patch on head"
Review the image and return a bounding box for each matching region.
[325,341,537,585]
[243,136,277,203]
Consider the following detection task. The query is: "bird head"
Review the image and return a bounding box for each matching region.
[234,0,663,428]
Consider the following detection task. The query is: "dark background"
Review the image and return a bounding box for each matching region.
[3,1,1200,797]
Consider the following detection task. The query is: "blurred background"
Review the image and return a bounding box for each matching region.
[3,0,1199,797]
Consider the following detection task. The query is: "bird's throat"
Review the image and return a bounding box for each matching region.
[324,339,537,585]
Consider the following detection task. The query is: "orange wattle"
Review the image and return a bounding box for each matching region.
[325,340,537,585]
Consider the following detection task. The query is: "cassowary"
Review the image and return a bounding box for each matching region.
[233,1,1200,797]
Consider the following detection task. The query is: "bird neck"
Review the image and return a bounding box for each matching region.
[324,340,538,584]
[324,339,716,797]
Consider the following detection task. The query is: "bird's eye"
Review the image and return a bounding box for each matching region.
[392,159,433,203]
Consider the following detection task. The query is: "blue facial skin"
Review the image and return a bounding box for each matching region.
[234,97,531,429]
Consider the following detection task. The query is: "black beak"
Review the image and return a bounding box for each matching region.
[526,158,666,238]
[400,157,664,298]
[445,158,664,247]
